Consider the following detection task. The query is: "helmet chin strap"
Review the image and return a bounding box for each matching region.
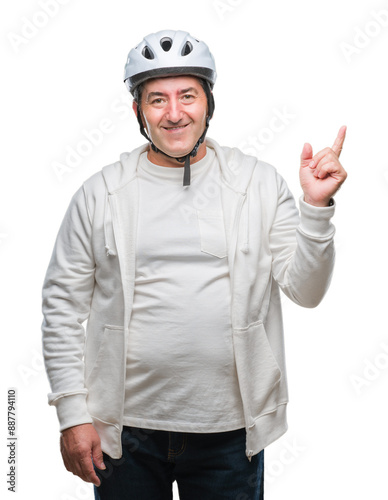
[136,111,210,186]
[135,81,215,186]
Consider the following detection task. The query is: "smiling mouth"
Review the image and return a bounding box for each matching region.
[162,124,189,131]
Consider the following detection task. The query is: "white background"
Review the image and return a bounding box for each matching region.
[1,0,388,498]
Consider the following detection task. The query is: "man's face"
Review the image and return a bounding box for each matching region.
[134,75,208,161]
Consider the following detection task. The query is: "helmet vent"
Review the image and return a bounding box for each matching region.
[142,46,154,60]
[160,37,172,51]
[181,41,193,56]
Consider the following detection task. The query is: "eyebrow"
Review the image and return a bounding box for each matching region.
[145,87,199,100]
[179,87,198,95]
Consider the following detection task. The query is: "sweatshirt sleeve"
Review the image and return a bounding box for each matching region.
[269,172,336,308]
[41,184,95,431]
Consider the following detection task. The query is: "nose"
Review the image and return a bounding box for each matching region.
[165,98,184,123]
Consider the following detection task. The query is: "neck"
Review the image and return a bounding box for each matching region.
[146,140,207,167]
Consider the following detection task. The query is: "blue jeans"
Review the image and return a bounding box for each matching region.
[94,426,264,499]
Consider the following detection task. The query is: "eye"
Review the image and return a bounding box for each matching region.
[149,97,166,106]
[181,94,195,102]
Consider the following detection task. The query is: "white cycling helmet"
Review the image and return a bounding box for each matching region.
[123,29,217,95]
[123,30,217,187]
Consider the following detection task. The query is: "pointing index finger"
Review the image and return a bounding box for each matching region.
[332,125,347,157]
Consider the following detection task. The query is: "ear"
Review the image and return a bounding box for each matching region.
[132,101,138,117]
[207,91,215,121]
[133,101,147,131]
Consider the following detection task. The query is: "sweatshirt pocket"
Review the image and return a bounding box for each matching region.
[196,209,227,258]
[233,320,282,420]
[85,326,125,424]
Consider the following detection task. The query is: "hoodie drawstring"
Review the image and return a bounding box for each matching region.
[240,190,249,253]
[104,191,115,257]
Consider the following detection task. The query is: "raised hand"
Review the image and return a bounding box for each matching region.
[299,125,347,207]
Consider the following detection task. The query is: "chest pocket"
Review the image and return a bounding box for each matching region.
[197,209,227,259]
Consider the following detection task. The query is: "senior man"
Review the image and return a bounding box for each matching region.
[42,29,347,499]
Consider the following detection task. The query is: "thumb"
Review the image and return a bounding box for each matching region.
[92,440,106,470]
[300,142,313,167]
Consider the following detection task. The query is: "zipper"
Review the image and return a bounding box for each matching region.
[229,192,252,461]
[106,193,127,458]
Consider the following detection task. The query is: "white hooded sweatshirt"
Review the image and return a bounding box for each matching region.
[41,138,336,461]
